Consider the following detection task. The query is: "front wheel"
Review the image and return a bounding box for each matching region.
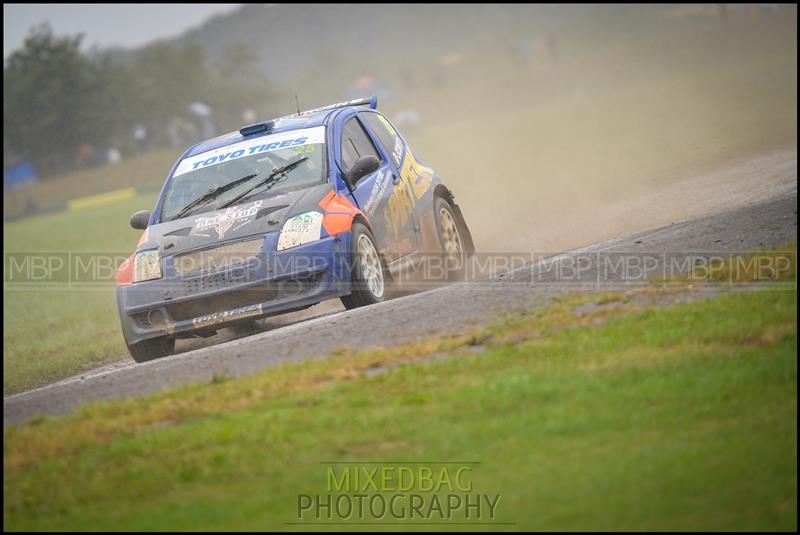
[127,335,175,363]
[341,222,389,310]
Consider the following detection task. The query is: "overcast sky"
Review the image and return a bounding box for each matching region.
[3,4,242,58]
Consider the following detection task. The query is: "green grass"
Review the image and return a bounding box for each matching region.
[694,242,797,284]
[3,148,179,220]
[3,193,157,394]
[2,192,157,253]
[4,289,796,531]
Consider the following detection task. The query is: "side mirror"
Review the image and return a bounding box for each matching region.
[130,210,150,230]
[345,155,380,187]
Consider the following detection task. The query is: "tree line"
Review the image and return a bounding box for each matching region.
[4,24,276,178]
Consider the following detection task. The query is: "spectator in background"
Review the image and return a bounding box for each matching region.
[106,147,122,165]
[242,108,257,124]
[188,102,216,140]
[75,143,95,168]
[167,117,199,148]
[133,123,149,154]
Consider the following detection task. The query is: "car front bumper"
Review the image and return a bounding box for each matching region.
[117,233,352,347]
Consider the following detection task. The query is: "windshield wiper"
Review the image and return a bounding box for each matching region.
[216,157,308,210]
[170,173,257,221]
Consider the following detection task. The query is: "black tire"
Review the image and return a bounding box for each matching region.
[433,196,468,281]
[127,335,175,363]
[341,222,389,310]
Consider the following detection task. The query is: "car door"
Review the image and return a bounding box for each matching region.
[360,111,434,257]
[339,115,416,262]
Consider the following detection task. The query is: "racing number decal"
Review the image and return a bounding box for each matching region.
[292,144,316,154]
[385,151,433,237]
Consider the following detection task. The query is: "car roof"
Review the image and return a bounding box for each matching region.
[183,97,378,159]
[183,111,331,158]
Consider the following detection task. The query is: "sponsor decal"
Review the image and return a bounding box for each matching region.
[392,136,404,167]
[192,303,264,328]
[363,169,391,215]
[385,150,433,237]
[377,114,405,167]
[173,126,325,177]
[192,200,264,239]
[277,212,324,251]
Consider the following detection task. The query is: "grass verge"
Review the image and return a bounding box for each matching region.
[3,192,156,394]
[4,286,796,531]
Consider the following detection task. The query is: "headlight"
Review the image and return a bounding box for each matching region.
[133,249,162,282]
[277,211,324,251]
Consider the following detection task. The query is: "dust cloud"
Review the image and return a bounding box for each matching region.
[372,5,797,253]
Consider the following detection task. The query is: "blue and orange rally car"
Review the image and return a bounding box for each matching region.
[115,96,474,362]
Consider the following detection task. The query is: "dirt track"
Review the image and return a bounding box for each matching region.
[4,152,797,426]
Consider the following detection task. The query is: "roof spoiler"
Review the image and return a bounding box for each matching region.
[297,95,377,116]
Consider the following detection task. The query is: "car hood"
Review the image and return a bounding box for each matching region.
[139,183,333,257]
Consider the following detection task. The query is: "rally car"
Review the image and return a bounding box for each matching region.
[116,96,473,362]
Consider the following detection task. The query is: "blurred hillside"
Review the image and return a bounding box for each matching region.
[171,4,578,82]
[4,4,796,227]
[161,4,663,107]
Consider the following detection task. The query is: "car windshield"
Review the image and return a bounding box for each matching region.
[160,126,326,221]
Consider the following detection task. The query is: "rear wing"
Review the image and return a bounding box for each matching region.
[298,95,377,116]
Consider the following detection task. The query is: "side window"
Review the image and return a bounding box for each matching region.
[361,112,405,168]
[340,117,381,173]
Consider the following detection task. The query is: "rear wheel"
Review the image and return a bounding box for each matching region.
[434,196,467,280]
[127,335,175,363]
[341,222,388,309]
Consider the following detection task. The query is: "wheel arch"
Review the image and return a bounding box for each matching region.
[351,212,374,234]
